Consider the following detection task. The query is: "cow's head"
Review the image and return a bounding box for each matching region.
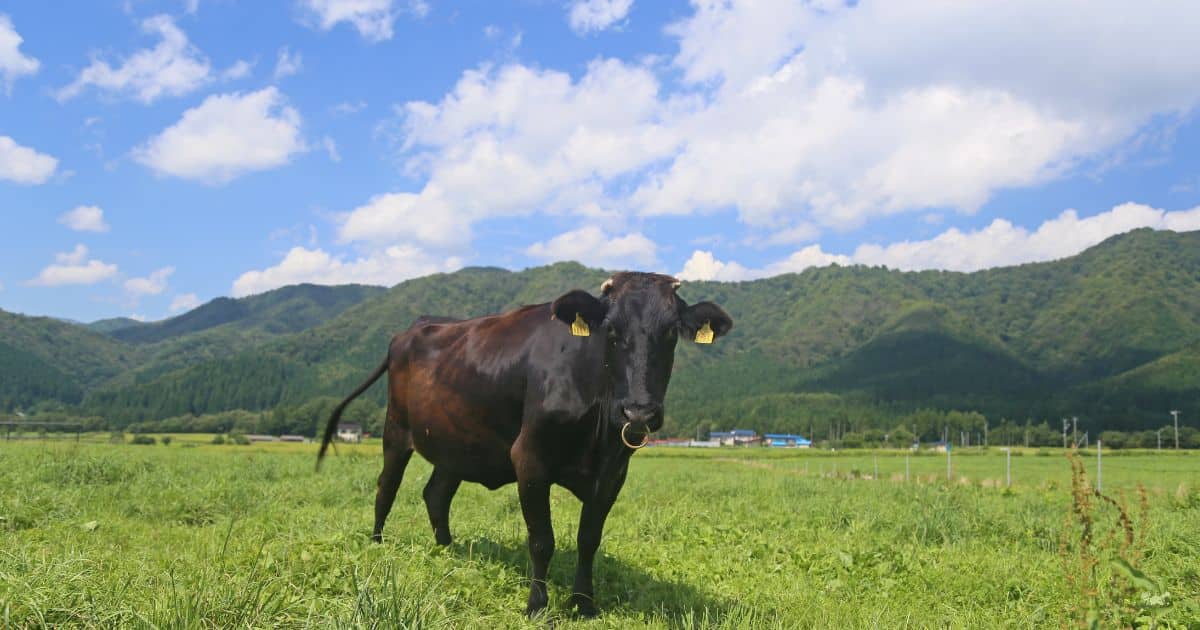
[551,272,732,444]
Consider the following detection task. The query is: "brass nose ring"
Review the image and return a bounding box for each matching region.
[621,422,650,449]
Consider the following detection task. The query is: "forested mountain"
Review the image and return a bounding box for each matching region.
[0,283,383,412]
[2,228,1198,440]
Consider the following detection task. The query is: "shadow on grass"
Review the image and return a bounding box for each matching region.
[446,534,749,622]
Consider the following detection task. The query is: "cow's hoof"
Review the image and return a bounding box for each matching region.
[434,531,452,546]
[570,595,599,618]
[370,533,383,544]
[524,597,549,618]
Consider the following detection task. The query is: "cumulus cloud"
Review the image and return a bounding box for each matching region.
[58,205,110,233]
[338,191,469,248]
[274,46,302,79]
[640,0,1200,229]
[170,292,202,312]
[679,203,1200,281]
[133,87,306,183]
[322,136,340,162]
[222,59,253,80]
[0,14,39,91]
[28,245,118,287]
[297,0,428,42]
[364,60,675,252]
[124,266,174,297]
[678,250,752,282]
[568,0,633,34]
[372,0,1200,256]
[853,203,1200,272]
[524,226,658,269]
[231,245,461,297]
[0,135,57,184]
[679,244,849,281]
[56,15,218,103]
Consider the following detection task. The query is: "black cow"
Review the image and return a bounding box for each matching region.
[318,272,732,616]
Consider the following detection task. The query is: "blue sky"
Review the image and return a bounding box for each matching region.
[2,0,1200,322]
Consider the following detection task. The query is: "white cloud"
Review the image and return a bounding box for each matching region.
[0,135,58,184]
[852,203,1200,272]
[525,226,658,269]
[170,292,201,312]
[338,191,469,248]
[124,266,174,297]
[636,0,1200,229]
[0,14,39,91]
[568,0,633,34]
[297,0,428,42]
[678,244,849,281]
[373,1,1200,254]
[133,87,306,183]
[678,250,751,282]
[681,203,1200,281]
[58,205,110,233]
[231,245,461,297]
[28,245,118,287]
[274,47,302,79]
[184,0,200,14]
[222,59,253,80]
[56,15,213,103]
[322,136,340,162]
[332,100,366,115]
[368,60,675,250]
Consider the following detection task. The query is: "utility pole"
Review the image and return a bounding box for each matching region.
[1072,416,1078,448]
[1097,440,1102,493]
[1171,410,1180,450]
[1157,428,1162,450]
[1062,418,1069,449]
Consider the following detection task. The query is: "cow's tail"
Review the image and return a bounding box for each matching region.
[316,357,389,470]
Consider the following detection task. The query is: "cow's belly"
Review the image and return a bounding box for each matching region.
[404,380,522,490]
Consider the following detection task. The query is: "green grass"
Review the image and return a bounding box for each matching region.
[1,443,1198,628]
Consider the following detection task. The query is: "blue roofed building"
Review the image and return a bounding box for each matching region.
[763,434,812,448]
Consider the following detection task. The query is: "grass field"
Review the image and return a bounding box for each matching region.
[2,441,1198,628]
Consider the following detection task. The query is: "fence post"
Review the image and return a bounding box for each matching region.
[946,445,952,482]
[1006,448,1011,488]
[1097,439,1102,493]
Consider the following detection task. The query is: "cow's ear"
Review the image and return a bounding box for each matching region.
[680,302,733,344]
[551,290,606,336]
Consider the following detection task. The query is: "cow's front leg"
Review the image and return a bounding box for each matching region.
[514,442,555,616]
[571,465,627,617]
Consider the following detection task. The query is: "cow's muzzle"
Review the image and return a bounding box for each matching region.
[621,422,651,449]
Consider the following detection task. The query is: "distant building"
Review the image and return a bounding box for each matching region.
[280,435,307,443]
[928,440,950,453]
[709,429,760,446]
[337,423,363,443]
[245,434,279,442]
[763,433,812,448]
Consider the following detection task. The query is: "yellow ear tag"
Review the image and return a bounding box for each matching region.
[570,312,590,337]
[695,321,714,344]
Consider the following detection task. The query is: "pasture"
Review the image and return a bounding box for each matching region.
[2,441,1198,628]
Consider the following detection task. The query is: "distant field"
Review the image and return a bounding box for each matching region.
[2,442,1197,628]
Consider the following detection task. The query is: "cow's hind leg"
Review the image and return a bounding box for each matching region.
[422,467,462,546]
[373,420,413,543]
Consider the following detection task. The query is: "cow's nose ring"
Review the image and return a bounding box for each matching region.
[621,422,650,449]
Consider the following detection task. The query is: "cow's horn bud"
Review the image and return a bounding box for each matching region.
[601,278,614,294]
